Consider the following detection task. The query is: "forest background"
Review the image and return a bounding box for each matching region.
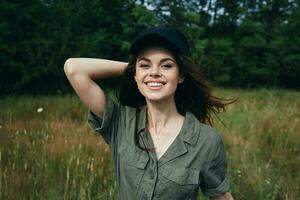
[1,0,299,94]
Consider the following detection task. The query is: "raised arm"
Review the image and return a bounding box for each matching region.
[64,58,128,117]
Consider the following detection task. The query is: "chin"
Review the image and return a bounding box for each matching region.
[138,86,177,103]
[144,94,174,103]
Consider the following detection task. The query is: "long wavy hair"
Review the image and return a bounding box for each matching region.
[117,44,235,151]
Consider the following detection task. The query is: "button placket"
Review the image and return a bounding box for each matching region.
[136,131,159,200]
[143,159,158,199]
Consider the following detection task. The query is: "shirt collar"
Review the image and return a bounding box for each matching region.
[178,111,200,146]
[136,105,147,133]
[136,106,200,146]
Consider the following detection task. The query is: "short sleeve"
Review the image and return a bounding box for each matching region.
[87,93,121,146]
[200,133,230,198]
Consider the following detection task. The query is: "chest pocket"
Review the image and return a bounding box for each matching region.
[161,164,200,185]
[156,164,200,199]
[117,142,149,195]
[117,141,149,169]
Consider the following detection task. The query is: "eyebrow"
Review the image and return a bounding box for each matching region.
[137,57,175,64]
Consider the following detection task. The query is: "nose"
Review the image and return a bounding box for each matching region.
[149,66,161,76]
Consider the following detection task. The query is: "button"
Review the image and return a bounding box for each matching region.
[149,173,155,180]
[142,190,153,200]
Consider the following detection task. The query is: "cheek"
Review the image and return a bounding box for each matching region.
[135,69,147,83]
[134,73,145,90]
[167,74,181,91]
[167,71,181,84]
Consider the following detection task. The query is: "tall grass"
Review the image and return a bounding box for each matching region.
[0,95,117,200]
[0,88,299,199]
[215,88,300,200]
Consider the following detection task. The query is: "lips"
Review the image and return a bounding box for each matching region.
[145,80,166,85]
[144,81,166,90]
[146,82,164,86]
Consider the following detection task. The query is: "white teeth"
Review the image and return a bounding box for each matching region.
[147,82,163,87]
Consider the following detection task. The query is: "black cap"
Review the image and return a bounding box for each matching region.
[129,27,190,56]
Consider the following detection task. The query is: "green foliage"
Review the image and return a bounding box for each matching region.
[1,0,299,94]
[202,38,236,86]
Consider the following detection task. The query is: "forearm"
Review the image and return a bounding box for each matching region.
[64,58,128,79]
[63,58,128,117]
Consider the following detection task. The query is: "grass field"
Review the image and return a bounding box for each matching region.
[0,88,299,200]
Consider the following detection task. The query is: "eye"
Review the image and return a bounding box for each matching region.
[139,64,150,68]
[162,64,172,69]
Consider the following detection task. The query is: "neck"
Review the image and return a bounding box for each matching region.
[146,97,181,132]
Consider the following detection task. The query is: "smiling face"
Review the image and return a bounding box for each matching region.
[134,47,184,103]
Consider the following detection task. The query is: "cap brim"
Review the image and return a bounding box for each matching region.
[129,33,182,55]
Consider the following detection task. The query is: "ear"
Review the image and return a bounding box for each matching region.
[178,75,185,83]
[134,74,137,82]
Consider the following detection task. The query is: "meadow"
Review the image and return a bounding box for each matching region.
[0,88,299,200]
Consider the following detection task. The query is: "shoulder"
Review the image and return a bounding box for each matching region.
[121,104,143,119]
[187,112,223,145]
[109,95,139,117]
[200,123,223,142]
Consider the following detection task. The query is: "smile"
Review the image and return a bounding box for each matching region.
[145,82,166,90]
[147,82,163,86]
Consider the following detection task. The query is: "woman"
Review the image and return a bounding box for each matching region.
[64,27,234,200]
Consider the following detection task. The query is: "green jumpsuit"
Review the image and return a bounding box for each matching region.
[88,94,231,200]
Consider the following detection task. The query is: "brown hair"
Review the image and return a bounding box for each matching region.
[117,46,236,151]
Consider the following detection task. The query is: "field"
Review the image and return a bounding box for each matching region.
[0,88,299,200]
